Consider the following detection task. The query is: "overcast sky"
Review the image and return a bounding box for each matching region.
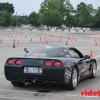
[0,0,100,15]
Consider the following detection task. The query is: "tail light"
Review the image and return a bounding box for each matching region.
[53,61,61,67]
[16,60,22,65]
[7,59,14,65]
[44,61,52,67]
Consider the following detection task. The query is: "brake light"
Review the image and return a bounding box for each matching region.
[16,60,22,65]
[30,58,36,60]
[44,61,52,67]
[7,59,14,65]
[54,61,61,67]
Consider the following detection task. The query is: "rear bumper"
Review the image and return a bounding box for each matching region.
[5,66,70,84]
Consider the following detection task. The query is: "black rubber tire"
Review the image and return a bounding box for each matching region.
[11,81,25,87]
[64,67,78,90]
[90,62,97,79]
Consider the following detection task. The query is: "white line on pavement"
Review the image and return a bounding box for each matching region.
[0,96,18,100]
[94,55,100,58]
[0,89,40,94]
[80,96,100,98]
[0,89,81,97]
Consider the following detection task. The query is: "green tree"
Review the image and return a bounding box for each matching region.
[0,2,14,15]
[1,13,12,26]
[0,2,14,26]
[11,16,21,26]
[28,12,40,26]
[62,0,74,26]
[40,9,63,26]
[39,0,73,27]
[18,15,28,25]
[95,7,100,27]
[75,2,96,27]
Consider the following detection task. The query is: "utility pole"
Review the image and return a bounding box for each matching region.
[16,12,17,28]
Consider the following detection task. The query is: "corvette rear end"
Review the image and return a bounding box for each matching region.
[5,57,68,84]
[4,45,97,90]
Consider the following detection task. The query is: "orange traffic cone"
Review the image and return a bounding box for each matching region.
[1,39,2,43]
[40,37,42,40]
[46,40,48,44]
[17,40,20,45]
[58,39,61,43]
[95,42,98,46]
[42,42,44,45]
[66,39,68,43]
[94,39,96,42]
[12,43,15,48]
[30,38,32,42]
[89,50,93,57]
[0,39,2,43]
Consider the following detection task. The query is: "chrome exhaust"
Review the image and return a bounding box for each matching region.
[35,80,39,84]
[25,80,28,82]
[28,80,32,83]
[39,80,43,84]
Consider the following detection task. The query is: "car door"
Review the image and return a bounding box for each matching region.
[69,48,90,79]
[79,58,91,79]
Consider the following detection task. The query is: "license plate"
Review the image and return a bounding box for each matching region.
[27,67,38,74]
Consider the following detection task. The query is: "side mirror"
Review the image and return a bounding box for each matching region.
[24,48,28,53]
[85,55,90,59]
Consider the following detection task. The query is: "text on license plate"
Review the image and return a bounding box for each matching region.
[27,67,38,74]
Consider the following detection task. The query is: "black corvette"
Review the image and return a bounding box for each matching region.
[4,45,97,90]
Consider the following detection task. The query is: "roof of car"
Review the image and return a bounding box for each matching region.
[35,45,72,49]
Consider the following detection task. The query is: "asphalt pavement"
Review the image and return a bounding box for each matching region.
[0,29,100,100]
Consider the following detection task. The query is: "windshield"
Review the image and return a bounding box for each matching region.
[26,46,70,57]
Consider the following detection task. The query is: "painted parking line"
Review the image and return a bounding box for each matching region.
[0,96,18,100]
[0,89,80,97]
[94,55,100,58]
[0,88,42,94]
[0,89,100,99]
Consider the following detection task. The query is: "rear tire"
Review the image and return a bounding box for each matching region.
[90,62,97,79]
[11,81,25,87]
[64,67,78,90]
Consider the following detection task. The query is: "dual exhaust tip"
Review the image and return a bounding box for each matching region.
[23,79,47,84]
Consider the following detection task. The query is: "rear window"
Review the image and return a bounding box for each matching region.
[26,46,70,57]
